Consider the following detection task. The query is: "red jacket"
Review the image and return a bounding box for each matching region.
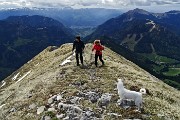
[92,44,104,55]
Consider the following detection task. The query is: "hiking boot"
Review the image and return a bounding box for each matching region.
[102,62,104,66]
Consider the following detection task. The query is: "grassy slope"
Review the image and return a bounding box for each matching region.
[163,68,180,76]
[0,44,179,119]
[142,53,179,64]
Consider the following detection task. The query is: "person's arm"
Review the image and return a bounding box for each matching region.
[92,45,95,51]
[72,41,75,52]
[101,45,104,51]
[82,41,85,51]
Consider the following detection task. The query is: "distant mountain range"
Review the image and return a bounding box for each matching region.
[0,15,74,80]
[86,8,180,89]
[0,8,180,89]
[0,8,121,27]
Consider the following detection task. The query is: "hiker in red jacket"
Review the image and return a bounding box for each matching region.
[92,40,104,67]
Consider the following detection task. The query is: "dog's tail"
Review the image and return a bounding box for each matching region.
[139,88,146,94]
[117,79,125,92]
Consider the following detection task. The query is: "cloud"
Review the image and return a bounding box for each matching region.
[0,0,179,9]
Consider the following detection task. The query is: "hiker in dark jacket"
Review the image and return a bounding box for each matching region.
[72,36,85,66]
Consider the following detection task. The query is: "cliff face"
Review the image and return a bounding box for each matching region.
[0,44,179,120]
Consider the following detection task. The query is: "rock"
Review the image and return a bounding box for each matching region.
[70,96,81,104]
[86,91,100,103]
[73,81,81,86]
[48,108,56,112]
[58,103,82,114]
[61,90,67,94]
[142,114,151,119]
[66,109,78,119]
[98,93,112,107]
[52,95,57,100]
[56,95,63,101]
[107,113,122,118]
[94,108,103,116]
[63,116,69,120]
[58,103,70,111]
[37,106,45,114]
[73,106,82,114]
[29,103,36,110]
[76,91,86,97]
[48,97,54,104]
[26,113,34,117]
[47,46,58,52]
[9,108,16,113]
[85,110,95,117]
[41,116,51,120]
[50,103,55,107]
[73,81,86,87]
[27,93,33,98]
[80,110,96,120]
[157,113,165,118]
[56,114,65,119]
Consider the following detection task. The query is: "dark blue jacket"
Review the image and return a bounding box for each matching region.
[72,40,85,53]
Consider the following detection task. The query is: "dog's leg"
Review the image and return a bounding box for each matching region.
[140,101,143,109]
[118,98,124,106]
[135,98,142,111]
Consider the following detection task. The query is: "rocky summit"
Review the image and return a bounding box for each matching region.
[0,44,180,120]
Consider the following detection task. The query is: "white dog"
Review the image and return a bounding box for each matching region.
[117,79,143,110]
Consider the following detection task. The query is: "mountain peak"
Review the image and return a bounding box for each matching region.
[127,8,151,15]
[119,8,153,21]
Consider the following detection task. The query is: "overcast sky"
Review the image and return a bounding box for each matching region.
[0,0,180,12]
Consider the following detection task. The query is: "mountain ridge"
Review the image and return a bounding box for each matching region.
[0,43,179,120]
[0,8,122,27]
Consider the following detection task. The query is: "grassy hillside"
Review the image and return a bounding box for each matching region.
[0,44,179,120]
[0,15,74,81]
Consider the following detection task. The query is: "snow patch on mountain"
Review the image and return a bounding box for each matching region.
[60,53,75,66]
[146,20,156,32]
[15,71,31,83]
[0,104,6,109]
[0,81,6,88]
[12,72,20,81]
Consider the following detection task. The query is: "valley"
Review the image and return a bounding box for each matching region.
[0,8,180,90]
[86,8,180,89]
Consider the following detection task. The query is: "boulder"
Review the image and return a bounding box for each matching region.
[29,103,36,110]
[37,106,45,114]
[48,108,56,112]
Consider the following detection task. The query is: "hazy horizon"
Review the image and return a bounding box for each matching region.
[0,0,180,13]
